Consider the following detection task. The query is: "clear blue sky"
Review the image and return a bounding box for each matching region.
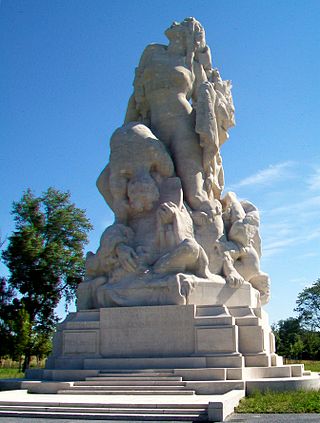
[1,0,320,324]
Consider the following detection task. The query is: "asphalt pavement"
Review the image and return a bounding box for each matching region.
[0,413,320,422]
[226,413,320,422]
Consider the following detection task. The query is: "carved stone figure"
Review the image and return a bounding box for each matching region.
[97,123,174,223]
[221,192,270,304]
[77,17,270,310]
[124,17,234,212]
[78,123,212,308]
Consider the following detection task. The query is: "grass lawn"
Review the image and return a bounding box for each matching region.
[0,368,24,379]
[237,360,320,413]
[236,390,320,413]
[288,360,320,373]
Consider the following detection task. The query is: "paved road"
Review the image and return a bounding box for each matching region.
[226,413,320,422]
[0,414,320,422]
[0,419,190,423]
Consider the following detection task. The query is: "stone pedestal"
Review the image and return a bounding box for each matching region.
[45,286,279,376]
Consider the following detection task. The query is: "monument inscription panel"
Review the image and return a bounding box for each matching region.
[100,305,195,357]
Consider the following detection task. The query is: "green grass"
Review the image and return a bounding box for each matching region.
[236,360,320,414]
[288,360,320,373]
[236,390,320,413]
[0,368,24,379]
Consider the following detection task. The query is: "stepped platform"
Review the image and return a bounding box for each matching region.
[1,367,319,421]
[0,388,245,421]
[3,304,319,421]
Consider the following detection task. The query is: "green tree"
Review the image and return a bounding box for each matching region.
[10,306,32,370]
[273,317,320,360]
[302,330,320,360]
[32,332,53,366]
[2,188,92,370]
[0,277,15,361]
[272,318,303,359]
[295,279,320,331]
[290,335,304,360]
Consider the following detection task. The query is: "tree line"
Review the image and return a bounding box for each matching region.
[272,279,320,360]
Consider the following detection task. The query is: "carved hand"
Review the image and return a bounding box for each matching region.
[116,243,138,272]
[157,202,177,224]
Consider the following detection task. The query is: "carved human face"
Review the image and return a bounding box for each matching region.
[127,176,160,213]
[165,21,183,39]
[165,21,187,50]
[188,19,205,49]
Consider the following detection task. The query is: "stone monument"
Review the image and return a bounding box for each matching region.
[77,17,269,311]
[69,17,273,368]
[26,19,319,413]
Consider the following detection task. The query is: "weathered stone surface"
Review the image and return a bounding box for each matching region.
[44,304,279,370]
[48,16,278,376]
[77,17,269,310]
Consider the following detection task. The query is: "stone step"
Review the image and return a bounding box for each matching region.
[0,405,207,415]
[64,385,188,391]
[185,380,244,395]
[57,389,196,395]
[0,401,208,409]
[75,379,185,386]
[174,367,227,381]
[83,356,207,370]
[99,370,175,375]
[72,381,244,395]
[98,372,175,377]
[97,367,237,381]
[86,375,183,381]
[243,365,292,379]
[0,390,248,421]
[0,410,207,421]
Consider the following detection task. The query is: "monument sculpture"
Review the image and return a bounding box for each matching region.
[29,20,319,413]
[77,17,270,310]
[2,19,318,423]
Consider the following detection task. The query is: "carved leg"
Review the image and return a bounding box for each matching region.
[249,273,270,305]
[223,251,244,287]
[153,238,200,274]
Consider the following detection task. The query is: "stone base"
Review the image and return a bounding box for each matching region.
[21,300,320,423]
[44,300,276,373]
